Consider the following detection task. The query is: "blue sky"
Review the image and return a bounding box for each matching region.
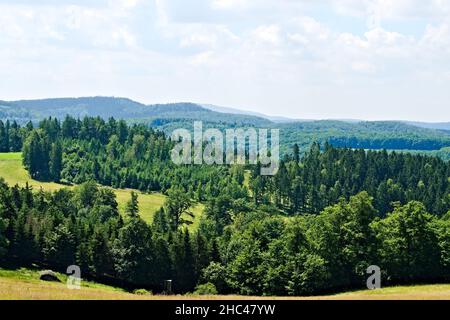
[0,0,449,121]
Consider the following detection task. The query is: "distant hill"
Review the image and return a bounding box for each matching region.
[200,103,300,123]
[1,96,449,157]
[1,97,272,127]
[404,121,450,131]
[202,104,450,131]
[6,97,205,120]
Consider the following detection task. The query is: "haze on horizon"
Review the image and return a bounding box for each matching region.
[1,0,450,122]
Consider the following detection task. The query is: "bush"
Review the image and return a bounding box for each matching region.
[133,289,152,295]
[201,262,228,293]
[193,283,218,295]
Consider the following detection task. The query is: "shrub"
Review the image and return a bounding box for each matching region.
[133,289,152,295]
[193,283,218,295]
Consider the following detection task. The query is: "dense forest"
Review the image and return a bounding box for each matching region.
[0,117,229,195]
[278,120,450,154]
[0,116,449,295]
[1,181,450,295]
[252,142,449,216]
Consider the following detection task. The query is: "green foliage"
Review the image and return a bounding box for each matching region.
[279,120,450,155]
[251,143,450,216]
[0,172,449,295]
[201,262,228,293]
[0,114,450,296]
[193,282,218,295]
[0,215,8,258]
[171,229,197,292]
[430,217,450,275]
[22,130,51,180]
[371,201,442,282]
[49,140,62,182]
[133,288,152,295]
[16,116,231,200]
[42,222,76,268]
[125,191,139,218]
[112,217,155,287]
[165,186,193,230]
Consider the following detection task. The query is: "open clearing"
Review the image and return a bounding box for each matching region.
[0,152,203,227]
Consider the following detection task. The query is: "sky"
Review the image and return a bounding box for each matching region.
[0,0,449,122]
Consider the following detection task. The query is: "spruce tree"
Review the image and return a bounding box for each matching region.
[125,191,139,218]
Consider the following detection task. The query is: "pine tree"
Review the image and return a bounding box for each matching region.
[293,143,300,163]
[125,191,139,218]
[172,230,196,293]
[8,121,22,151]
[152,208,170,234]
[49,140,63,181]
[0,121,7,152]
[0,216,8,258]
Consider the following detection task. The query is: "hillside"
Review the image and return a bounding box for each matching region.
[2,97,449,156]
[1,267,450,300]
[0,268,144,300]
[279,120,450,153]
[0,152,203,227]
[1,97,271,127]
[1,117,449,299]
[405,121,450,131]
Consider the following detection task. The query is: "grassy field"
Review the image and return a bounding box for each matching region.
[0,152,203,227]
[332,284,450,300]
[0,268,151,300]
[1,268,450,300]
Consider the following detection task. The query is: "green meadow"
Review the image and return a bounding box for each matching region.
[0,152,203,228]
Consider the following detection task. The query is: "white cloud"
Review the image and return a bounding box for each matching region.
[421,23,450,52]
[180,33,217,48]
[252,25,281,45]
[211,0,249,10]
[0,0,450,121]
[351,61,377,73]
[189,50,216,66]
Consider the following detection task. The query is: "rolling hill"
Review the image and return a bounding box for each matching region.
[0,97,271,127]
[1,97,450,157]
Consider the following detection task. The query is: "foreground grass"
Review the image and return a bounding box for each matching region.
[1,268,450,300]
[332,284,450,300]
[0,268,150,300]
[0,152,203,227]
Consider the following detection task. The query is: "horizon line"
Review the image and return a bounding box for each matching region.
[2,95,449,125]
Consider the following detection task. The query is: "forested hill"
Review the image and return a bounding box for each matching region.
[0,97,271,127]
[279,120,450,153]
[0,116,449,296]
[1,97,450,156]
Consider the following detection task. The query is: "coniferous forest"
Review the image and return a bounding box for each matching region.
[0,116,449,295]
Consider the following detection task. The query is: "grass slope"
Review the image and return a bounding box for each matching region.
[0,153,203,227]
[1,268,450,300]
[0,268,151,300]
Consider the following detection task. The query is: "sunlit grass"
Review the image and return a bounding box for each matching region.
[0,153,203,228]
[0,268,147,300]
[2,267,450,300]
[328,284,450,300]
[0,152,64,191]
